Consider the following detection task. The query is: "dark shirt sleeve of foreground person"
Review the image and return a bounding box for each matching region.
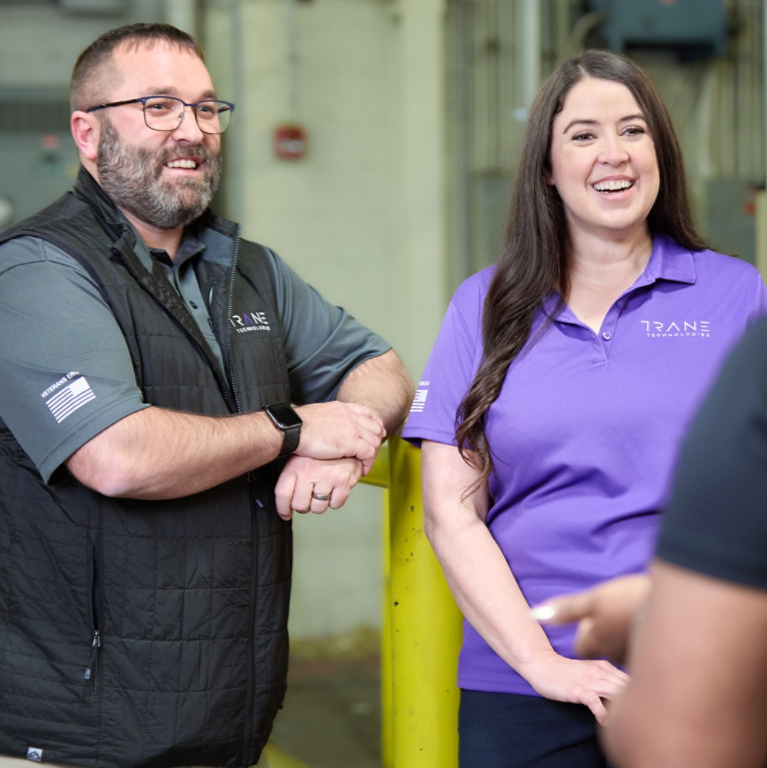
[656,319,767,586]
[603,317,767,768]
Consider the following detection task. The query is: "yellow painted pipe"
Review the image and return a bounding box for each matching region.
[362,441,390,488]
[387,437,463,767]
[361,441,393,766]
[380,486,394,768]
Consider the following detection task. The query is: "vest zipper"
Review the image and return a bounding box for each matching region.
[226,225,258,764]
[84,631,101,681]
[226,227,243,416]
[244,503,259,764]
[85,546,101,686]
[225,233,251,482]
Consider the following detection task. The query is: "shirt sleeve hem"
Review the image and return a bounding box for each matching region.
[38,399,150,484]
[401,424,458,448]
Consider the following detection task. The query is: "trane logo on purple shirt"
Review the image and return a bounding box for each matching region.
[641,320,710,338]
[230,311,270,333]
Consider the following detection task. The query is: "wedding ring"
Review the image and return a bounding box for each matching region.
[311,492,331,501]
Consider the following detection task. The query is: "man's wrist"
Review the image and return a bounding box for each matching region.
[264,403,302,458]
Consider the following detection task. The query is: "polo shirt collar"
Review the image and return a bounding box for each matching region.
[641,234,697,286]
[149,237,206,270]
[116,211,206,272]
[543,235,697,323]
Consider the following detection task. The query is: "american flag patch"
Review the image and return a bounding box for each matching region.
[410,388,428,413]
[45,376,96,423]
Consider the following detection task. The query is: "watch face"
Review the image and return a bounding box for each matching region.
[266,403,303,429]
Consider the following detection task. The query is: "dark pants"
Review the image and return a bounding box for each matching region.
[459,689,609,768]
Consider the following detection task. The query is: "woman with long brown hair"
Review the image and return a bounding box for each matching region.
[403,50,767,767]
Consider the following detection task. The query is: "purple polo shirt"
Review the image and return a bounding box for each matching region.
[403,236,767,696]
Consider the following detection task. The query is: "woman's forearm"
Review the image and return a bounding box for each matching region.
[426,505,558,673]
[421,440,556,674]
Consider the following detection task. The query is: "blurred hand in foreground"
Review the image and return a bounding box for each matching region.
[531,574,651,665]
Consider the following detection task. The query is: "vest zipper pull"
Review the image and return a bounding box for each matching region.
[84,630,101,680]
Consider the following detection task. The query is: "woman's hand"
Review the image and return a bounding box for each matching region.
[519,651,630,724]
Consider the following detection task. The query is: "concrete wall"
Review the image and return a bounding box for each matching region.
[205,0,448,380]
[204,0,448,638]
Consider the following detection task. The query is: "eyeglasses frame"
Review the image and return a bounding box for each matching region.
[85,95,236,135]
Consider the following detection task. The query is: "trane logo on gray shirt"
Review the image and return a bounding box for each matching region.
[230,311,270,333]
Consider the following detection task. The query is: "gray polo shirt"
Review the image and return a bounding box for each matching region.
[0,231,390,482]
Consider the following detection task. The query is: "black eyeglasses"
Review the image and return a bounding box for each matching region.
[86,96,235,134]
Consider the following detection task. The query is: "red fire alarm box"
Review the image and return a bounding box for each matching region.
[274,124,307,160]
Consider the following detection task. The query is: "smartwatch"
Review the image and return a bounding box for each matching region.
[264,403,303,458]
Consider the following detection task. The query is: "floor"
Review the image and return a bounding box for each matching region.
[269,632,382,768]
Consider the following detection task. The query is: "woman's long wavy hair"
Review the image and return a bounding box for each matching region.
[455,50,707,485]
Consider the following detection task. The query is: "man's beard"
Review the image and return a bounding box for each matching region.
[96,117,221,230]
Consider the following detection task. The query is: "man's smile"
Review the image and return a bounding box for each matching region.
[165,157,201,170]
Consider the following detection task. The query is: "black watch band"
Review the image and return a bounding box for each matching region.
[264,403,303,458]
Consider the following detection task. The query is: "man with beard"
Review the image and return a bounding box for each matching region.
[0,23,413,768]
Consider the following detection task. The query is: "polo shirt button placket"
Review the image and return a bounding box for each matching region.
[588,329,606,366]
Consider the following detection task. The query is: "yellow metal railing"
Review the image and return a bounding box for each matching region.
[362,437,463,768]
[268,438,461,768]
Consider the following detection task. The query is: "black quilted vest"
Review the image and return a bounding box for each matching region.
[0,169,292,768]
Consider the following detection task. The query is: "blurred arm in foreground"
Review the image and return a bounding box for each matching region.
[538,318,767,768]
